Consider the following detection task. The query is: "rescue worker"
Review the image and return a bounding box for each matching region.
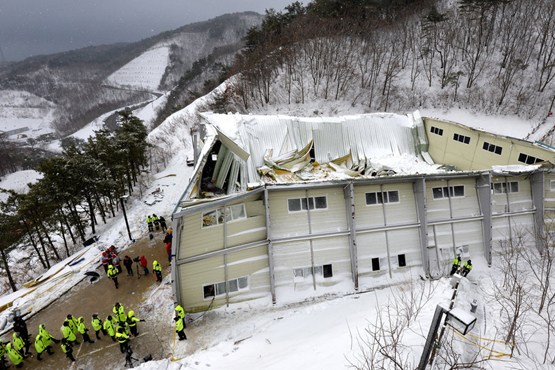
[34,332,54,361]
[113,302,127,325]
[103,315,116,342]
[174,315,187,341]
[12,332,26,357]
[60,338,75,362]
[153,260,162,282]
[66,314,79,335]
[101,251,109,273]
[461,260,473,277]
[175,304,185,320]
[159,216,167,232]
[115,327,130,354]
[152,214,160,230]
[61,321,79,345]
[139,255,149,275]
[5,342,23,368]
[450,254,462,275]
[77,317,94,344]
[13,317,31,356]
[126,310,144,337]
[146,215,153,232]
[107,264,119,289]
[39,323,60,344]
[0,342,8,370]
[91,314,106,339]
[123,255,134,276]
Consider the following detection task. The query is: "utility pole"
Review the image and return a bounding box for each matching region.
[120,195,133,242]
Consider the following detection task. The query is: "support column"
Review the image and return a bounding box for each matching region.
[414,178,429,276]
[344,183,359,290]
[476,173,492,266]
[530,171,545,253]
[264,189,277,304]
[172,217,183,305]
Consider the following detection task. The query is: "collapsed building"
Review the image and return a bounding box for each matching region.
[171,112,555,312]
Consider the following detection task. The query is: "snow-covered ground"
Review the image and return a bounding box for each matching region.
[105,46,170,92]
[0,169,42,203]
[0,90,56,141]
[2,76,554,369]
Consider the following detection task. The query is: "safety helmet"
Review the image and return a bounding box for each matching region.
[128,310,134,316]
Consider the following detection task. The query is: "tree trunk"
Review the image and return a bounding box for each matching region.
[0,249,17,292]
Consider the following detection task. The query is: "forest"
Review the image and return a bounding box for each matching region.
[227,0,555,126]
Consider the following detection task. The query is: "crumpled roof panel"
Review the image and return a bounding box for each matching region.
[201,112,440,184]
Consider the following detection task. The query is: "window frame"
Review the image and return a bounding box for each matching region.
[431,185,465,199]
[202,204,247,228]
[491,181,519,194]
[453,133,471,144]
[430,126,444,136]
[365,190,400,205]
[288,196,328,212]
[202,276,249,300]
[482,141,503,155]
[518,153,544,165]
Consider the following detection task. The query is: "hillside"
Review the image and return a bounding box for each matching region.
[0,12,263,136]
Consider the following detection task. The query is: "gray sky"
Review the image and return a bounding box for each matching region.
[0,0,295,61]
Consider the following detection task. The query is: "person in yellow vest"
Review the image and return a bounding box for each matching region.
[103,315,116,342]
[175,304,185,320]
[107,264,119,289]
[146,215,153,232]
[66,314,79,335]
[77,317,95,344]
[34,332,54,361]
[91,314,106,340]
[12,332,26,358]
[126,310,145,337]
[61,321,79,345]
[5,342,23,368]
[152,214,160,230]
[60,338,75,362]
[113,302,127,325]
[153,260,162,282]
[0,342,8,369]
[461,260,473,277]
[174,315,187,341]
[115,327,130,354]
[39,324,60,344]
[450,254,461,275]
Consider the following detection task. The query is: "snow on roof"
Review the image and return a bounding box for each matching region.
[200,111,443,184]
[492,164,543,174]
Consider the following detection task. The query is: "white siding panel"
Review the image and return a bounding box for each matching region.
[179,256,225,312]
[387,228,422,268]
[355,183,419,227]
[273,241,311,289]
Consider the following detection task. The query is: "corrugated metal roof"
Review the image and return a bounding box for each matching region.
[200,112,440,184]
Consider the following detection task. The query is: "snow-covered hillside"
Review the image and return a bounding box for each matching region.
[105,46,170,92]
[0,90,56,140]
[0,170,42,203]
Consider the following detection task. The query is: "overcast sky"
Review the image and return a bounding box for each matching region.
[0,0,294,61]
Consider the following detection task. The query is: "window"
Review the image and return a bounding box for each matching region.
[202,204,246,227]
[453,133,471,144]
[293,265,331,278]
[323,264,333,278]
[430,126,443,136]
[372,258,380,271]
[203,276,248,299]
[518,153,544,165]
[550,180,555,192]
[482,142,503,155]
[432,185,465,199]
[398,254,406,267]
[288,196,327,212]
[491,182,519,194]
[365,191,400,205]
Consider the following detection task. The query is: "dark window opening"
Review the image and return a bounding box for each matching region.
[309,145,316,163]
[398,254,406,267]
[323,264,333,278]
[203,285,215,299]
[372,258,380,271]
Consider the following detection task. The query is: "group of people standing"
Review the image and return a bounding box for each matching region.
[450,255,473,277]
[100,245,150,289]
[0,302,146,368]
[146,214,167,233]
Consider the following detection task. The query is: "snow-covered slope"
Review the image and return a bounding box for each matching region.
[0,90,56,140]
[105,46,170,92]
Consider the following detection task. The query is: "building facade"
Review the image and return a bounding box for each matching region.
[171,113,555,312]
